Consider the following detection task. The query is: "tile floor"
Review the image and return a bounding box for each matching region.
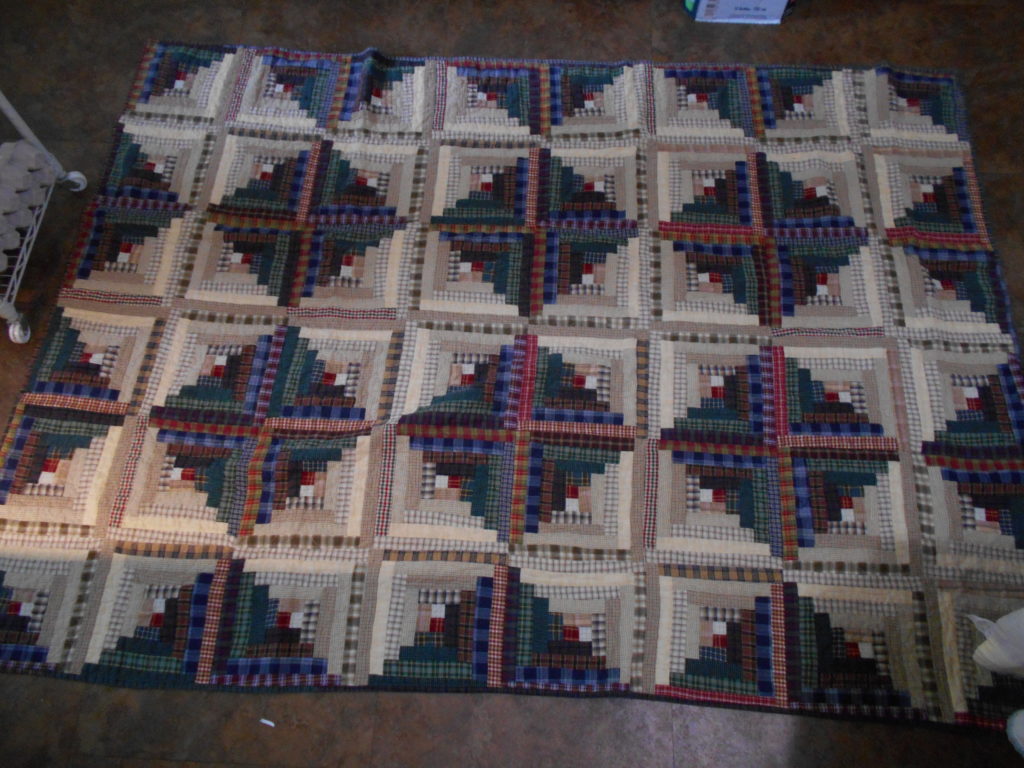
[0,1,1022,765]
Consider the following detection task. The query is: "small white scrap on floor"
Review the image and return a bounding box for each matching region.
[259,718,276,727]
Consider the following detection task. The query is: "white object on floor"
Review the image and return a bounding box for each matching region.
[1008,710,1024,756]
[969,609,1024,677]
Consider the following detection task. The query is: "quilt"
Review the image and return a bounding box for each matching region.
[0,43,1022,728]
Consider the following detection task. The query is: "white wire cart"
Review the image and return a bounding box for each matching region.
[0,88,87,344]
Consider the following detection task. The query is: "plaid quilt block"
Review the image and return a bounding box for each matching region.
[755,67,855,141]
[651,65,755,139]
[367,558,497,689]
[520,433,637,554]
[0,404,126,528]
[337,50,430,133]
[230,49,345,132]
[548,63,641,136]
[889,246,1010,335]
[377,431,512,552]
[0,550,93,674]
[649,448,779,562]
[65,204,191,300]
[652,337,766,447]
[103,118,213,206]
[925,466,1024,578]
[654,574,781,703]
[864,146,989,250]
[128,43,239,121]
[864,68,969,143]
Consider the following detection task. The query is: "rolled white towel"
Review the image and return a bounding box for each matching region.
[0,229,19,255]
[0,187,22,213]
[29,164,57,187]
[18,186,46,209]
[5,207,33,229]
[0,165,33,192]
[0,216,16,252]
[8,140,49,171]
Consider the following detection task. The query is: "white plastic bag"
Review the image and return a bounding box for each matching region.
[969,608,1024,677]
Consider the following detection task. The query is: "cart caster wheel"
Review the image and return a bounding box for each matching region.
[8,318,30,344]
[61,171,87,192]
